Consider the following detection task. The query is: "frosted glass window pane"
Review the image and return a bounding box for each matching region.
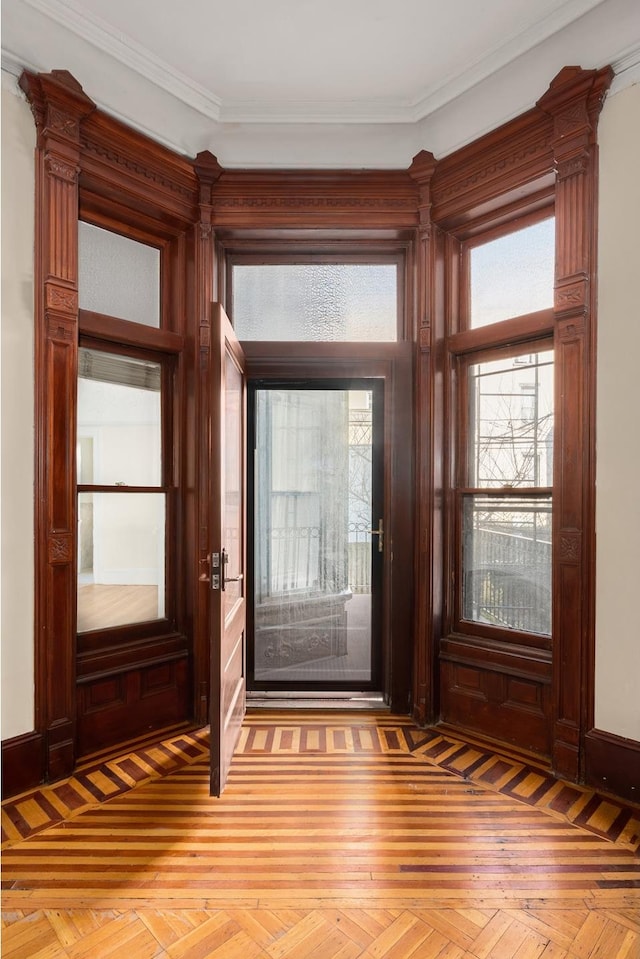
[233,263,397,341]
[77,348,161,487]
[468,351,554,488]
[77,492,165,631]
[470,218,555,328]
[78,221,160,327]
[462,494,552,635]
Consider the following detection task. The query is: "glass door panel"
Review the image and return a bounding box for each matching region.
[251,384,382,689]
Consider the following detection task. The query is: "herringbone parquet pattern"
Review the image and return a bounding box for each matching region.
[2,712,639,958]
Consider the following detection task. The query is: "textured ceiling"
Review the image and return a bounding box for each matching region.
[2,0,640,166]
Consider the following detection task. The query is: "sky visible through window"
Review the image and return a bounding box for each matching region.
[470,218,555,328]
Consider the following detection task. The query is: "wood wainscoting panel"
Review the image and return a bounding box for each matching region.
[586,728,640,806]
[76,658,189,758]
[440,654,552,758]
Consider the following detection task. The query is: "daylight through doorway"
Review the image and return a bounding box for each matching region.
[249,383,383,690]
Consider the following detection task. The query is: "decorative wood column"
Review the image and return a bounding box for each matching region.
[408,150,439,725]
[19,71,95,782]
[537,66,613,781]
[191,151,224,725]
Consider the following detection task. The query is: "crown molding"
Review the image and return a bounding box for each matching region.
[408,0,607,121]
[23,0,222,120]
[610,42,640,92]
[18,0,610,128]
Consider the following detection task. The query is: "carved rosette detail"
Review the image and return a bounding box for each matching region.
[48,532,72,565]
[46,156,79,183]
[46,107,79,139]
[554,102,589,138]
[555,281,587,312]
[46,284,78,314]
[559,530,581,564]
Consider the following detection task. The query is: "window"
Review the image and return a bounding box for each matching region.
[78,222,161,328]
[452,213,555,643]
[468,218,555,328]
[232,261,399,341]
[76,346,172,633]
[458,348,553,636]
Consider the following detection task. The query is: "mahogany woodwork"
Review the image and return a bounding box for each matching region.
[18,70,97,785]
[585,728,640,804]
[6,63,632,806]
[537,65,614,780]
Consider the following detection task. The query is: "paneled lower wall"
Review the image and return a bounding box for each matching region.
[439,637,552,757]
[76,656,190,758]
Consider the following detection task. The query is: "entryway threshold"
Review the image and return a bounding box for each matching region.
[246,691,388,710]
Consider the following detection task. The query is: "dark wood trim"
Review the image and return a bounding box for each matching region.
[79,310,185,353]
[76,631,188,680]
[431,108,555,230]
[447,310,554,356]
[407,152,440,725]
[537,65,613,781]
[19,69,97,783]
[212,168,419,233]
[1,732,45,799]
[584,728,640,805]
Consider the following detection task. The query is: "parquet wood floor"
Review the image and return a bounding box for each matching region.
[2,712,639,958]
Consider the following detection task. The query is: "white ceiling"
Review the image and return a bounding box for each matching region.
[2,0,640,167]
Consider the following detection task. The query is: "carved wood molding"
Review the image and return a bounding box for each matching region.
[47,532,73,565]
[210,169,419,229]
[558,529,582,565]
[539,66,613,783]
[45,283,78,314]
[431,116,554,227]
[19,70,95,146]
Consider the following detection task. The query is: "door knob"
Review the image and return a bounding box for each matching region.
[368,519,384,553]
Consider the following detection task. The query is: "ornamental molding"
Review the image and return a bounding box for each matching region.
[559,529,581,564]
[555,279,587,312]
[45,156,78,182]
[46,105,79,139]
[434,131,554,204]
[213,195,416,211]
[418,325,431,351]
[80,136,194,200]
[48,531,72,565]
[557,316,585,341]
[46,284,78,314]
[46,314,76,341]
[556,153,590,181]
[554,101,589,138]
[199,324,211,349]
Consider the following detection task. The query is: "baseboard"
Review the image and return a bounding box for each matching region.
[1,731,44,799]
[584,727,640,804]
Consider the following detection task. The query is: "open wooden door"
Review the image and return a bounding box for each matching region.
[209,303,247,796]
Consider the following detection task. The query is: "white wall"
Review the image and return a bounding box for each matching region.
[595,81,640,741]
[1,73,36,739]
